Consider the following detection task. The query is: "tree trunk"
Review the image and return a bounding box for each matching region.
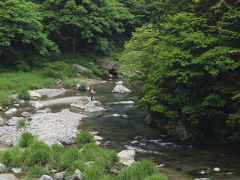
[73,28,77,53]
[0,48,3,60]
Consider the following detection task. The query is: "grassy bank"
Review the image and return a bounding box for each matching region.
[0,53,110,106]
[0,131,167,180]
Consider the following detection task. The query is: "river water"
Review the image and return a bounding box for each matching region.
[1,81,240,180]
[79,81,240,180]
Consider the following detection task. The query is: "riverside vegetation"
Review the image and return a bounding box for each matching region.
[0,131,167,180]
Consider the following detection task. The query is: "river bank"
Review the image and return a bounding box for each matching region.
[0,80,240,180]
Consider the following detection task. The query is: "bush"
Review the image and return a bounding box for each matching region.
[22,141,51,166]
[143,174,168,180]
[0,146,21,167]
[25,165,48,179]
[58,147,82,170]
[76,131,94,148]
[84,164,105,180]
[17,87,30,100]
[20,132,36,148]
[49,144,65,169]
[17,119,26,129]
[43,61,77,79]
[117,160,160,180]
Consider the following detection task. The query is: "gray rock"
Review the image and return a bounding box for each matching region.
[29,90,42,99]
[194,178,209,180]
[0,163,6,172]
[94,135,103,141]
[12,137,21,146]
[72,64,91,73]
[0,116,4,125]
[21,112,31,118]
[5,108,18,115]
[70,169,83,180]
[19,100,25,104]
[95,141,101,146]
[71,98,90,109]
[112,85,131,94]
[53,172,64,180]
[39,96,84,107]
[40,175,53,180]
[7,117,23,126]
[0,174,17,180]
[43,140,63,147]
[11,168,22,174]
[100,59,120,76]
[110,101,134,105]
[115,81,123,85]
[37,108,52,114]
[84,101,105,113]
[29,101,44,109]
[118,150,135,166]
[33,88,66,98]
[75,84,87,91]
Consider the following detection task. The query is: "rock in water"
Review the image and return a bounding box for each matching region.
[5,108,18,115]
[115,81,123,85]
[112,85,131,94]
[21,112,31,118]
[118,150,136,166]
[28,90,42,99]
[29,101,44,109]
[40,175,53,180]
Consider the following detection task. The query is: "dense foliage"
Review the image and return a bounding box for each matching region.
[121,0,240,144]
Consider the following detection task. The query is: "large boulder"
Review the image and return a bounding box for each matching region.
[53,172,64,180]
[118,150,135,166]
[72,64,91,73]
[71,98,90,109]
[100,59,120,76]
[5,108,18,115]
[112,85,131,94]
[33,88,66,98]
[71,99,105,113]
[6,117,24,126]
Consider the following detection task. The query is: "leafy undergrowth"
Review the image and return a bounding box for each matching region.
[0,131,167,180]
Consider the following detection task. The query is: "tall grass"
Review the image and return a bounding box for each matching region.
[0,71,55,105]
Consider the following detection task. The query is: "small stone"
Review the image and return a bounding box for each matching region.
[110,168,119,175]
[0,116,4,125]
[70,169,83,180]
[53,172,64,180]
[131,141,139,144]
[14,104,20,107]
[90,131,98,135]
[29,101,43,109]
[40,175,53,180]
[5,108,18,115]
[199,170,205,174]
[213,167,221,172]
[104,141,113,147]
[0,163,6,172]
[19,100,25,104]
[29,90,42,99]
[95,141,101,146]
[7,117,24,126]
[43,140,63,147]
[12,137,21,146]
[194,178,209,180]
[85,161,94,168]
[94,135,103,141]
[118,150,135,166]
[11,168,22,174]
[226,172,233,175]
[157,164,165,168]
[21,111,31,118]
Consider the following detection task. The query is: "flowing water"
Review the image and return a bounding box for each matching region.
[1,81,240,180]
[79,81,240,180]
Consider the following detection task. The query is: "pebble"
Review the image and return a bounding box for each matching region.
[11,168,22,174]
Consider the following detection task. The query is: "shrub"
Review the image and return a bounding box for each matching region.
[84,164,105,180]
[58,147,81,170]
[17,87,30,100]
[0,146,22,167]
[0,91,11,105]
[19,132,36,148]
[76,131,94,148]
[117,160,160,180]
[64,160,87,178]
[25,165,48,179]
[49,144,65,169]
[22,141,51,166]
[17,119,26,129]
